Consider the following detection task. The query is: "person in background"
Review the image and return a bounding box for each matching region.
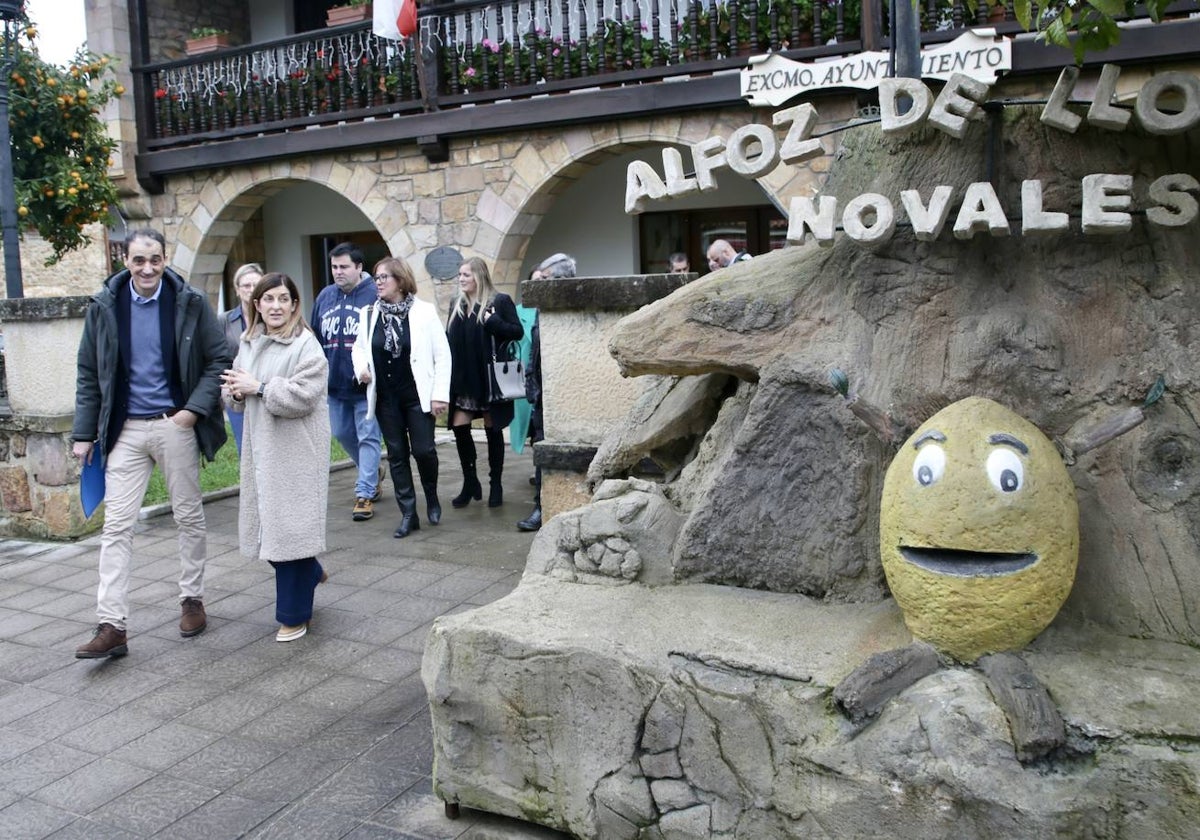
[446,257,525,508]
[515,253,575,530]
[353,257,451,538]
[223,273,330,643]
[668,252,690,274]
[706,239,753,271]
[311,242,383,522]
[71,228,229,658]
[220,263,263,455]
[516,313,543,532]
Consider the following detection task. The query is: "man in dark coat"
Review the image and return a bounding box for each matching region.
[72,229,229,658]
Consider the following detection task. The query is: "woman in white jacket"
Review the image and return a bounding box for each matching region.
[352,257,451,538]
[222,273,330,642]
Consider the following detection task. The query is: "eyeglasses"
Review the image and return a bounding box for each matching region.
[375,273,394,281]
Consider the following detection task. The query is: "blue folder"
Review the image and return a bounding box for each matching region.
[80,455,105,518]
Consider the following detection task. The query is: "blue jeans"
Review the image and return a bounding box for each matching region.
[328,395,381,499]
[269,557,324,625]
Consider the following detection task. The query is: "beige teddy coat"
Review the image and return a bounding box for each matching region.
[231,326,330,562]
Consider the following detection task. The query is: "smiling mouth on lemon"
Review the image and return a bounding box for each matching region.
[899,546,1038,577]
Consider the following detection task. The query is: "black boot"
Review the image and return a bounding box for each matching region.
[392,460,421,539]
[485,425,505,507]
[517,506,542,531]
[414,442,441,525]
[451,425,482,508]
[423,482,442,525]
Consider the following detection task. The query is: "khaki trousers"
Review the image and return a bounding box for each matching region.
[96,415,206,630]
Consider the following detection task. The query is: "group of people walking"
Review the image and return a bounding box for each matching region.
[71,230,541,656]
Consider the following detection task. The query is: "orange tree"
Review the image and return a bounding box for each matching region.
[10,20,123,263]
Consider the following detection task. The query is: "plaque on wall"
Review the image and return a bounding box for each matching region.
[425,246,464,281]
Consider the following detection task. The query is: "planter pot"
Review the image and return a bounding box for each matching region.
[186,33,231,55]
[327,4,373,26]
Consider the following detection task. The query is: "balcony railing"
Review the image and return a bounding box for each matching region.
[134,0,1184,151]
[138,0,877,148]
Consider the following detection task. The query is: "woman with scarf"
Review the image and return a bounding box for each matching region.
[222,273,330,642]
[352,256,451,538]
[445,257,524,508]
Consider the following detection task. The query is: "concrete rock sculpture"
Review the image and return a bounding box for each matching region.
[424,107,1200,837]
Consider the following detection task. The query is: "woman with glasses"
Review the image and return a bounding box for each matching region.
[220,263,263,454]
[222,273,330,642]
[352,257,451,538]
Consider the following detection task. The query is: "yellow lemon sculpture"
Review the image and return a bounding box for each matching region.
[879,397,1079,663]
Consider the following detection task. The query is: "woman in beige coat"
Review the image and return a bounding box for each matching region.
[222,273,330,642]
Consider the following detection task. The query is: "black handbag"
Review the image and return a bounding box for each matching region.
[490,336,525,402]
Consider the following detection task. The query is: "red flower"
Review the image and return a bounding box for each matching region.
[154,88,167,99]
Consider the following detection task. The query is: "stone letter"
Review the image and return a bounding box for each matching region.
[787,195,838,246]
[843,193,897,246]
[726,124,779,179]
[1040,66,1082,133]
[1081,174,1133,234]
[691,136,728,192]
[1087,64,1131,131]
[928,73,990,140]
[774,103,823,164]
[1021,180,1069,234]
[900,186,954,241]
[879,77,933,136]
[953,181,1011,239]
[662,147,699,199]
[1145,173,1200,227]
[1134,72,1200,135]
[625,161,666,214]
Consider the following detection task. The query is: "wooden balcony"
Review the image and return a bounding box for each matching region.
[129,0,1200,188]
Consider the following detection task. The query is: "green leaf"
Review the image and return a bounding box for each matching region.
[1146,0,1173,22]
[1142,375,1166,408]
[1044,16,1071,49]
[829,369,849,397]
[1013,0,1032,29]
[1086,0,1127,17]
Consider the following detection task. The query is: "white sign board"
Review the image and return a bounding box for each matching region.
[741,30,1012,107]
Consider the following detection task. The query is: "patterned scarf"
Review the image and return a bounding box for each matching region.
[378,295,414,358]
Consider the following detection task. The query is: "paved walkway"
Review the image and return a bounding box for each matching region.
[0,436,568,839]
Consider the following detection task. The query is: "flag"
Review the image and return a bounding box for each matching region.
[373,0,418,40]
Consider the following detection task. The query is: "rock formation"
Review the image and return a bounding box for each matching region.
[423,107,1200,837]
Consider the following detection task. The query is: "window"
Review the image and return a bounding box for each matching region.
[639,204,787,274]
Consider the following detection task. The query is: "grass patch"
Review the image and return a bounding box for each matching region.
[142,423,350,507]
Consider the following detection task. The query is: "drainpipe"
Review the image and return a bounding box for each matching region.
[891,0,922,81]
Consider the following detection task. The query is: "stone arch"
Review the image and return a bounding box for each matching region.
[169,160,399,301]
[476,104,852,282]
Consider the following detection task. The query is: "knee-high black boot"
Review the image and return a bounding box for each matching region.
[485,425,505,507]
[392,460,420,539]
[451,425,482,508]
[416,452,441,525]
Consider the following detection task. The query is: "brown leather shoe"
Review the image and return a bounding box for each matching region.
[180,597,207,637]
[76,623,128,659]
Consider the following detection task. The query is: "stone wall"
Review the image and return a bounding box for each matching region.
[0,297,95,539]
[522,273,695,519]
[129,101,854,305]
[0,227,112,299]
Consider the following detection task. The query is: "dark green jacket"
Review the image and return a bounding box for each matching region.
[72,268,230,463]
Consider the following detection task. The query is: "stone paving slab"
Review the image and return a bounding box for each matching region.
[0,438,573,839]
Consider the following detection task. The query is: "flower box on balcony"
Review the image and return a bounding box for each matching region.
[185,32,231,56]
[326,3,373,27]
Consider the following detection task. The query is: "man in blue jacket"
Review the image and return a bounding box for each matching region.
[311,242,382,521]
[72,229,229,658]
